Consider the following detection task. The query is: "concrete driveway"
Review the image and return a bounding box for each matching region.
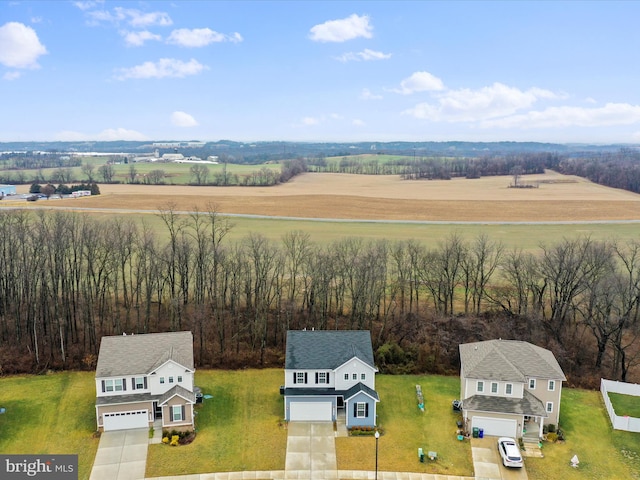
[471,437,528,480]
[90,428,149,480]
[285,422,337,479]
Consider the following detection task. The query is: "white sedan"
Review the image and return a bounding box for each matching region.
[497,437,523,468]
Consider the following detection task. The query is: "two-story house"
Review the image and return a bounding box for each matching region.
[283,330,379,427]
[95,331,196,432]
[459,339,566,439]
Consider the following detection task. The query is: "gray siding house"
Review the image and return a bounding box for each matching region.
[95,331,196,432]
[459,339,566,439]
[284,330,379,428]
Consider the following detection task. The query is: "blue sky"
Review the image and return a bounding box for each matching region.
[1,1,640,143]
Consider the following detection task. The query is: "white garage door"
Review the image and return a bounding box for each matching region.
[471,416,517,438]
[289,402,332,421]
[103,410,149,431]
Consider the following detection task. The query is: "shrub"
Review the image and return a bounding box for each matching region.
[547,424,556,433]
[546,432,558,443]
[170,435,179,446]
[162,437,169,444]
[557,429,565,441]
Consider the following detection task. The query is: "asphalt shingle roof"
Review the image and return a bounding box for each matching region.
[462,390,548,417]
[96,331,194,378]
[459,339,566,382]
[285,330,375,370]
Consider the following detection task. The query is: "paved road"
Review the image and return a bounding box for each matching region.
[4,203,640,225]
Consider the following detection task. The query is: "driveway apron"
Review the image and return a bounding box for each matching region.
[90,428,149,480]
[471,437,528,480]
[285,422,337,479]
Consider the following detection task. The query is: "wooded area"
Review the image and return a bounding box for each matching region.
[0,207,638,386]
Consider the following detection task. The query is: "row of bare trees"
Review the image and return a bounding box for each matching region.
[0,208,639,383]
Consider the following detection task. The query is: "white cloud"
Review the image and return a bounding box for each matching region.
[309,14,372,43]
[166,28,243,47]
[404,82,559,122]
[3,71,21,80]
[73,1,99,11]
[301,117,320,126]
[481,103,640,129]
[86,7,172,27]
[0,22,47,69]
[352,119,365,126]
[360,88,382,100]
[55,128,147,141]
[122,30,162,47]
[115,58,206,80]
[393,71,445,95]
[585,97,597,104]
[171,111,199,127]
[31,17,43,24]
[336,48,391,62]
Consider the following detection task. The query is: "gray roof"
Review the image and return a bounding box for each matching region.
[96,331,194,377]
[459,339,566,382]
[159,385,196,405]
[285,330,375,370]
[96,392,157,406]
[283,382,379,402]
[462,390,548,417]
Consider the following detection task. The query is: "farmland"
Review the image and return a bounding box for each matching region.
[5,169,640,247]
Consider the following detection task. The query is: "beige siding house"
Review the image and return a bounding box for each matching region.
[95,331,196,432]
[459,339,566,439]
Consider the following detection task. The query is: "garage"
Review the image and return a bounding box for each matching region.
[471,416,518,438]
[289,402,332,421]
[103,409,149,431]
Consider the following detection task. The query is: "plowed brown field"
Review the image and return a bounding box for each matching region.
[10,171,640,221]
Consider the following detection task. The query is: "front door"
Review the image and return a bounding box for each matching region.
[153,401,162,419]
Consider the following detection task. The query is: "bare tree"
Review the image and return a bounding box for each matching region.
[190,164,210,185]
[98,164,115,183]
[128,164,138,183]
[81,163,95,183]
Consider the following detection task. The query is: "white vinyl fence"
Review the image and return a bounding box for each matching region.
[600,378,640,432]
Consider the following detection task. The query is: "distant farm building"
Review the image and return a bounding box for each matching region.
[71,190,91,198]
[0,185,16,196]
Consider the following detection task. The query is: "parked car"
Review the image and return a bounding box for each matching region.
[26,195,39,202]
[497,437,523,468]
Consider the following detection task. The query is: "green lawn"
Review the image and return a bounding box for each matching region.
[608,392,640,418]
[145,369,288,477]
[525,388,640,480]
[0,372,99,480]
[2,371,639,480]
[336,375,473,476]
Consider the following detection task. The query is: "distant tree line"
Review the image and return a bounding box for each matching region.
[0,208,638,386]
[307,152,561,179]
[557,148,640,194]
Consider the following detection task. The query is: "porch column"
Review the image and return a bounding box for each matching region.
[539,418,544,438]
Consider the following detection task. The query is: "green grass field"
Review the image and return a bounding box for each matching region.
[0,159,282,186]
[54,211,640,252]
[0,372,99,480]
[1,371,639,480]
[608,392,640,418]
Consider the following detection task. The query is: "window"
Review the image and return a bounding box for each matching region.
[295,372,307,384]
[491,382,498,394]
[356,402,367,418]
[505,383,513,395]
[361,373,366,381]
[172,405,183,422]
[546,402,553,413]
[134,377,145,390]
[344,373,349,381]
[160,377,165,384]
[548,380,555,391]
[477,381,484,393]
[317,372,327,384]
[177,376,183,383]
[169,376,174,384]
[104,379,124,392]
[529,378,536,389]
[352,373,357,380]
